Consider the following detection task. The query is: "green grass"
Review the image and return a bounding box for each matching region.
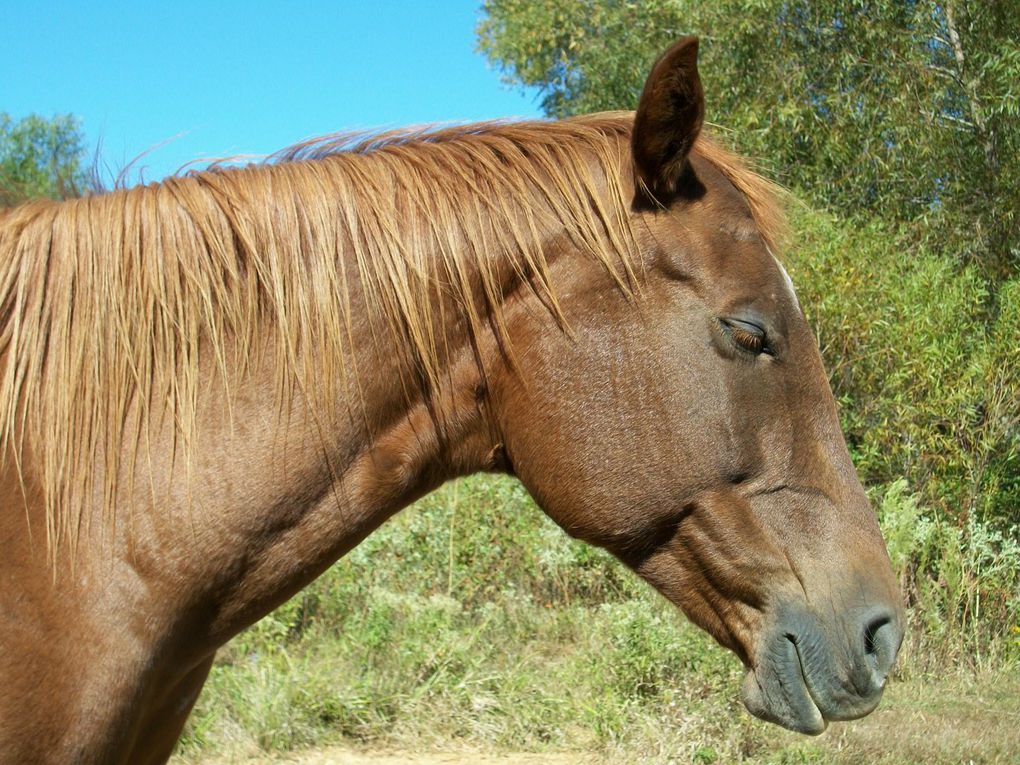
[170,475,1020,765]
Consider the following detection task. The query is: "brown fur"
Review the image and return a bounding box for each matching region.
[0,38,901,763]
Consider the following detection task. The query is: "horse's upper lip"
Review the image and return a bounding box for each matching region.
[787,632,828,725]
[740,632,827,734]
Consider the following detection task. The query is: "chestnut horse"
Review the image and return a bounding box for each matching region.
[0,38,902,763]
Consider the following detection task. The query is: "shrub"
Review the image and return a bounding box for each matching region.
[787,207,1019,528]
[875,479,1019,666]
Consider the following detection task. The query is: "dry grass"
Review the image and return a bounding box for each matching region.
[173,629,1020,765]
[816,669,1020,765]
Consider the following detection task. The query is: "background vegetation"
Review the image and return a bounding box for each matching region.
[164,474,1019,764]
[3,2,1018,762]
[0,112,88,206]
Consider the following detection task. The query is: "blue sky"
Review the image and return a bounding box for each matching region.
[1,1,543,181]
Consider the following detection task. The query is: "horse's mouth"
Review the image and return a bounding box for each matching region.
[738,623,892,735]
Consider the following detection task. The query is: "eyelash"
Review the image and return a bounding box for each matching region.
[720,318,774,357]
[731,326,765,353]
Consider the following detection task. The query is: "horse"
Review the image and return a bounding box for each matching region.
[0,37,903,763]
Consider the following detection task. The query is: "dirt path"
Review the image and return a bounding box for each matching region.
[196,749,596,765]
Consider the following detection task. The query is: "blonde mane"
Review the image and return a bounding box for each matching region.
[0,111,784,552]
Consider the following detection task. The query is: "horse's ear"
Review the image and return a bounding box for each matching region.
[631,36,705,203]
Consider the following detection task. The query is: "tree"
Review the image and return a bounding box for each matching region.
[478,1,1020,276]
[0,113,89,207]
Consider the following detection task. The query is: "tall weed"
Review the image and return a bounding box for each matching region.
[876,479,1019,667]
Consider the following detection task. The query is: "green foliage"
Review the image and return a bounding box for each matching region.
[479,1,1020,274]
[294,477,636,615]
[875,479,1020,666]
[786,206,1019,527]
[979,278,1020,520]
[478,0,688,119]
[0,113,88,206]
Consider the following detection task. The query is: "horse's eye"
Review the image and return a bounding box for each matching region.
[720,318,771,356]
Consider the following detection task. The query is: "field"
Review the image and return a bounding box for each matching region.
[170,475,1020,765]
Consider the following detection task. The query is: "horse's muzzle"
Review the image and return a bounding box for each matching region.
[739,603,904,734]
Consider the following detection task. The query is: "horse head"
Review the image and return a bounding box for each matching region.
[491,37,904,734]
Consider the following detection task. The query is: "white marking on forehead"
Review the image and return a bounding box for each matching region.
[769,248,801,311]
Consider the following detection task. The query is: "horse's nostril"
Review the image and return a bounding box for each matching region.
[861,612,900,683]
[863,615,889,657]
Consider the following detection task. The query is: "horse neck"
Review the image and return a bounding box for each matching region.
[111,167,577,643]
